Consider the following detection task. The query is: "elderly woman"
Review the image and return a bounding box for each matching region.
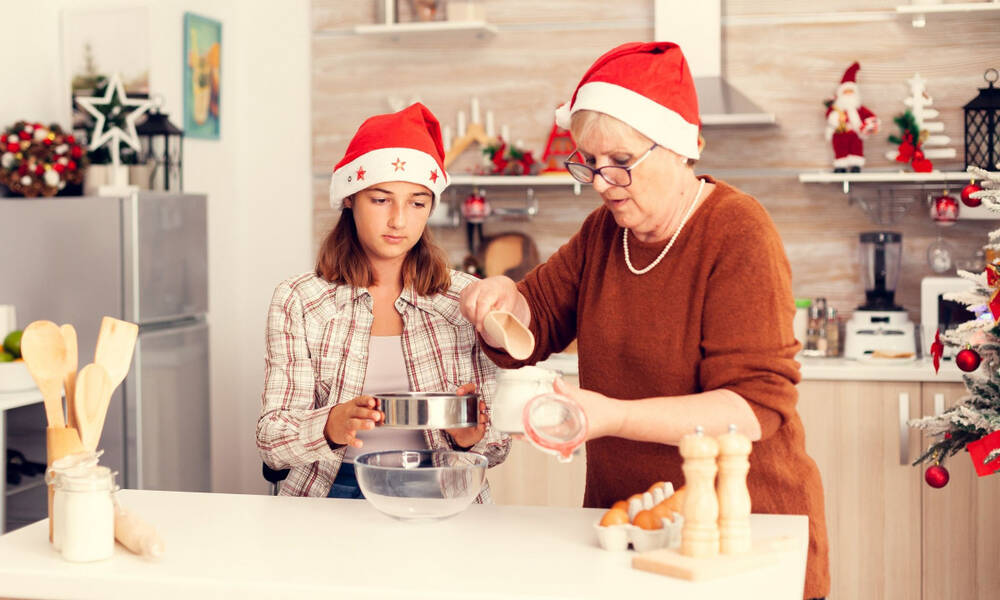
[460,43,829,600]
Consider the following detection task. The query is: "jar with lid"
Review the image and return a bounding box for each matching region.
[793,298,811,350]
[802,298,828,357]
[492,365,558,434]
[53,465,116,562]
[825,307,840,357]
[45,450,102,551]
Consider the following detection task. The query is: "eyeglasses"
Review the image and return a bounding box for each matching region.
[564,143,659,187]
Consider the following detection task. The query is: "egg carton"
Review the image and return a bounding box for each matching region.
[593,482,684,552]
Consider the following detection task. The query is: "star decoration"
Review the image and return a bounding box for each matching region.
[75,72,153,168]
[429,169,439,183]
[392,158,406,172]
[356,166,366,181]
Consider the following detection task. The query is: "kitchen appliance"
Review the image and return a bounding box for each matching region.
[844,232,917,360]
[373,392,478,429]
[0,192,210,495]
[354,450,486,521]
[921,276,977,360]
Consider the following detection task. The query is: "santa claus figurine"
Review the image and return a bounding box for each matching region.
[825,62,880,172]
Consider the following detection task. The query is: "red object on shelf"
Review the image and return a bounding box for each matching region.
[961,182,983,207]
[966,430,1000,477]
[930,193,959,225]
[539,123,575,173]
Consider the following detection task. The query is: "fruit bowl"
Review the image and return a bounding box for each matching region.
[354,450,486,521]
[0,360,35,393]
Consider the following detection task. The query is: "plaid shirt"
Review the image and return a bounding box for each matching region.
[257,271,510,499]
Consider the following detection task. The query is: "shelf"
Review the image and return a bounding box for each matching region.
[0,390,43,413]
[450,174,582,195]
[798,170,978,193]
[5,474,45,497]
[353,21,498,39]
[896,2,1000,27]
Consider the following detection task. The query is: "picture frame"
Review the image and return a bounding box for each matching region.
[183,12,221,140]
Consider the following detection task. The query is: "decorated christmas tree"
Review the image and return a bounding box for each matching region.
[886,74,957,172]
[910,166,1000,487]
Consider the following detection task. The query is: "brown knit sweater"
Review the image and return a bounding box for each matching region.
[482,177,830,599]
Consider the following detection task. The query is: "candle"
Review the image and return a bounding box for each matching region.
[500,125,510,142]
[485,111,495,138]
[442,125,453,150]
[471,97,480,124]
[457,111,466,137]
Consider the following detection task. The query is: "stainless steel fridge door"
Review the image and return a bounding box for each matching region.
[122,192,208,324]
[125,319,210,492]
[0,196,126,478]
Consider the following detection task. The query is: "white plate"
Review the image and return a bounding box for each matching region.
[0,361,36,392]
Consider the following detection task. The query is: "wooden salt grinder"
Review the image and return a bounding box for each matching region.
[717,424,752,555]
[680,426,719,558]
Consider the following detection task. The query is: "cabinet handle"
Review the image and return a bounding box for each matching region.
[899,392,910,466]
[934,393,945,416]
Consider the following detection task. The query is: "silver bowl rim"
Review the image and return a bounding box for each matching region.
[372,392,480,401]
[353,449,487,471]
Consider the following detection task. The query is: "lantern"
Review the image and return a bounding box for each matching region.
[136,106,184,191]
[963,68,1000,172]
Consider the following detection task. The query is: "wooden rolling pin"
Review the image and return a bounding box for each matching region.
[114,502,164,559]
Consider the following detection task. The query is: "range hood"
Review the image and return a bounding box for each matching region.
[654,0,775,126]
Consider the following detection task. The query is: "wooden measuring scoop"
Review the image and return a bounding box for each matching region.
[61,324,78,429]
[75,363,112,452]
[20,320,67,428]
[484,310,535,360]
[93,316,138,446]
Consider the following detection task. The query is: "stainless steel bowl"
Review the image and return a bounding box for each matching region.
[374,392,478,429]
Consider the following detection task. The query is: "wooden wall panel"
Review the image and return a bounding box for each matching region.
[311,0,1000,328]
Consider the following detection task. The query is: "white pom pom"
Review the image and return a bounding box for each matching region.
[44,170,60,187]
[554,102,573,130]
[23,125,33,134]
[33,128,47,141]
[55,144,69,155]
[20,175,32,185]
[0,152,13,168]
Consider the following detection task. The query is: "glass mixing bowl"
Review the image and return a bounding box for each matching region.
[354,450,486,521]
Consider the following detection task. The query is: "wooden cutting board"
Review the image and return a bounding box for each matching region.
[481,232,539,280]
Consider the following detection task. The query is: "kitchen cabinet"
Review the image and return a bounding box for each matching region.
[0,391,47,534]
[920,382,1000,600]
[799,379,1000,600]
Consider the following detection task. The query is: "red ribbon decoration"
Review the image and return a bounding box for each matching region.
[987,263,1000,287]
[930,329,944,374]
[966,430,1000,477]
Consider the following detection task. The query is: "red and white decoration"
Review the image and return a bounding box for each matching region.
[884,74,957,164]
[930,193,959,226]
[825,62,879,172]
[330,103,449,212]
[554,41,701,160]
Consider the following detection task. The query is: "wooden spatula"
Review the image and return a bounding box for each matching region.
[75,363,112,452]
[93,316,139,447]
[20,320,67,428]
[61,324,78,429]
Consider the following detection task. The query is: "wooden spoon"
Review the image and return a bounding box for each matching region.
[75,363,112,452]
[484,310,535,360]
[93,316,138,446]
[20,320,67,428]
[61,324,78,429]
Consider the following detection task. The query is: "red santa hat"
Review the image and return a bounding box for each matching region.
[554,41,701,160]
[836,62,861,95]
[330,102,449,212]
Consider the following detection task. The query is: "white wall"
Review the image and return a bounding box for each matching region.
[0,0,313,494]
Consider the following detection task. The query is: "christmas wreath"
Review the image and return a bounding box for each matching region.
[0,121,88,197]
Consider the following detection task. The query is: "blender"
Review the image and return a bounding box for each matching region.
[844,231,917,360]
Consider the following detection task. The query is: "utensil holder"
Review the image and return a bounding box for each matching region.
[46,427,85,543]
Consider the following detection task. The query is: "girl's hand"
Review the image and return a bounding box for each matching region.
[324,395,382,448]
[445,383,487,449]
[553,378,623,441]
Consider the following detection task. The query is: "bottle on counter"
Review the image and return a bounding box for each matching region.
[803,298,828,357]
[825,306,840,357]
[793,298,811,349]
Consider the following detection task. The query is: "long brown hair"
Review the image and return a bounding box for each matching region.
[315,207,452,296]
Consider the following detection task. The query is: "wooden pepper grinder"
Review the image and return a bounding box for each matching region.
[680,426,719,558]
[717,424,752,555]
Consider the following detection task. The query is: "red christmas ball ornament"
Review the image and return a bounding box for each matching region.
[70,146,83,159]
[925,464,950,488]
[956,347,981,372]
[53,163,65,174]
[6,142,18,153]
[66,135,75,144]
[42,137,53,146]
[34,164,44,175]
[67,160,77,171]
[931,193,959,226]
[18,130,30,141]
[961,183,983,208]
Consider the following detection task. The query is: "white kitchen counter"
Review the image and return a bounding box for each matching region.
[0,489,808,600]
[539,353,966,383]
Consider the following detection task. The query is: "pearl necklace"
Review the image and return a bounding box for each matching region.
[623,178,706,276]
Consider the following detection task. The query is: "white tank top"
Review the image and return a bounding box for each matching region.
[343,335,426,463]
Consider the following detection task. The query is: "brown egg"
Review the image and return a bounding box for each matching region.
[632,509,663,530]
[610,500,628,512]
[650,501,674,522]
[599,507,630,527]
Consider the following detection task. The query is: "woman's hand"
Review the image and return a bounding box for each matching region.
[459,276,531,349]
[324,395,382,448]
[553,378,623,441]
[445,383,488,449]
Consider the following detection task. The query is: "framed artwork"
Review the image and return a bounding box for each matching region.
[183,12,221,140]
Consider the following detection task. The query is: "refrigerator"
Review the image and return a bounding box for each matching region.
[0,192,210,495]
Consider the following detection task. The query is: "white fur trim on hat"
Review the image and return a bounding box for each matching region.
[555,81,701,160]
[329,147,448,211]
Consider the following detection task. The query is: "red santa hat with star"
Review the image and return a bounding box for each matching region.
[554,41,702,160]
[330,102,449,212]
